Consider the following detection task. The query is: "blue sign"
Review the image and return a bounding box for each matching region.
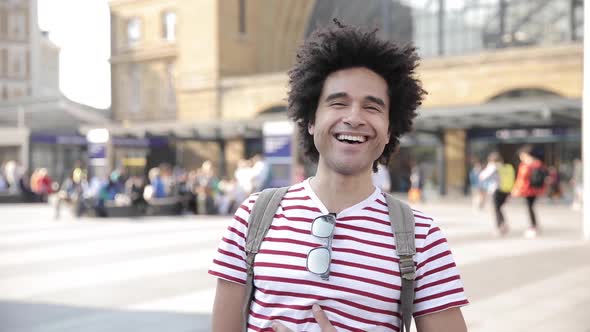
[88,143,106,159]
[31,134,86,145]
[264,135,291,158]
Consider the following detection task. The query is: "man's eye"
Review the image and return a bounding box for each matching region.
[330,103,346,107]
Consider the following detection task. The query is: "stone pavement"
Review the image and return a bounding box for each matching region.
[0,197,588,332]
[411,195,589,332]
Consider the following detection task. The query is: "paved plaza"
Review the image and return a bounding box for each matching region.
[0,197,588,332]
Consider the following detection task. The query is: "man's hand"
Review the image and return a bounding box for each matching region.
[271,304,336,332]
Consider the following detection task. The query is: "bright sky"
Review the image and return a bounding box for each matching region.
[37,0,111,109]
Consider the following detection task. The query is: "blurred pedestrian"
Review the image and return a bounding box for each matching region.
[54,175,73,220]
[372,163,391,193]
[570,157,583,210]
[18,169,38,202]
[147,167,166,199]
[0,169,7,192]
[33,168,54,202]
[96,178,119,217]
[479,152,515,236]
[234,158,254,201]
[546,166,562,202]
[469,157,485,210]
[4,160,22,194]
[511,145,546,238]
[126,176,146,213]
[408,160,424,203]
[251,154,271,192]
[196,160,219,214]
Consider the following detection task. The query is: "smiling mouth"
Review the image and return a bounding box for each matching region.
[334,134,368,144]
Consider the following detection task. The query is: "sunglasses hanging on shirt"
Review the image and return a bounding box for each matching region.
[306,213,336,280]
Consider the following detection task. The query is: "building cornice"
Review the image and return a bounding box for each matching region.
[421,43,583,69]
[221,72,288,89]
[111,44,177,63]
[109,0,164,10]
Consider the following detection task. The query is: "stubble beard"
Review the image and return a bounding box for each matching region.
[320,149,380,177]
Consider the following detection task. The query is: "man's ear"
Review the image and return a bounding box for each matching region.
[308,122,315,135]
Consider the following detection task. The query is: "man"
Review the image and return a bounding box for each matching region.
[209,21,468,331]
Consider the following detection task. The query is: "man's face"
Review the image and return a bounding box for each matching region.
[309,67,390,176]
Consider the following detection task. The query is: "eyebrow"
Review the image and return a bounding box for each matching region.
[324,92,348,102]
[365,95,386,107]
[324,92,386,108]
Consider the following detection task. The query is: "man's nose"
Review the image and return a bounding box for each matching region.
[342,104,365,127]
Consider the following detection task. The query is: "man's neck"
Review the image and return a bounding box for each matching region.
[310,164,376,214]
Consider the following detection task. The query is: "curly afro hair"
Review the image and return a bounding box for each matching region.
[287,20,426,172]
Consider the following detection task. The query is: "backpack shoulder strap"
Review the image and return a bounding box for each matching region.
[242,186,290,331]
[385,193,416,332]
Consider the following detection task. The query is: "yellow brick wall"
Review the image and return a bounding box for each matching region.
[110,0,179,122]
[176,0,219,80]
[112,60,176,122]
[217,0,256,76]
[218,43,583,121]
[111,64,124,120]
[218,0,315,76]
[444,129,466,194]
[419,44,582,107]
[174,0,220,122]
[254,0,315,73]
[110,0,178,54]
[177,89,218,121]
[221,72,288,119]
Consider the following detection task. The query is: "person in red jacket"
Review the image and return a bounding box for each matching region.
[511,145,546,238]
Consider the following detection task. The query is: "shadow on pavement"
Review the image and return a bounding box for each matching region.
[0,300,211,332]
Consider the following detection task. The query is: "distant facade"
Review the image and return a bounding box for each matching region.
[109,0,315,174]
[0,0,59,100]
[0,0,109,180]
[108,0,583,193]
[0,0,35,100]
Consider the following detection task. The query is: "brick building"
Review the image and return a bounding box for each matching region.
[105,0,583,194]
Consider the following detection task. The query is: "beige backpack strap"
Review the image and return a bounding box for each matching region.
[242,186,289,331]
[385,193,416,332]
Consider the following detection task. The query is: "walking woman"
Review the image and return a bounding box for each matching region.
[511,145,546,238]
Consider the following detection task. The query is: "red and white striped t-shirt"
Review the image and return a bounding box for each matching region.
[209,179,468,331]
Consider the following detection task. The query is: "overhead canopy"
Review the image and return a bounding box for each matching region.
[78,96,581,141]
[414,97,581,133]
[0,95,111,133]
[79,113,288,141]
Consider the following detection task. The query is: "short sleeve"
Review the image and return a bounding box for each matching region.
[413,217,469,317]
[208,194,257,285]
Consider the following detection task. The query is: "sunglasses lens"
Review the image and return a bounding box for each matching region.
[307,247,331,274]
[312,216,335,238]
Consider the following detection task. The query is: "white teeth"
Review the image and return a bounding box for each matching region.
[336,134,367,143]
